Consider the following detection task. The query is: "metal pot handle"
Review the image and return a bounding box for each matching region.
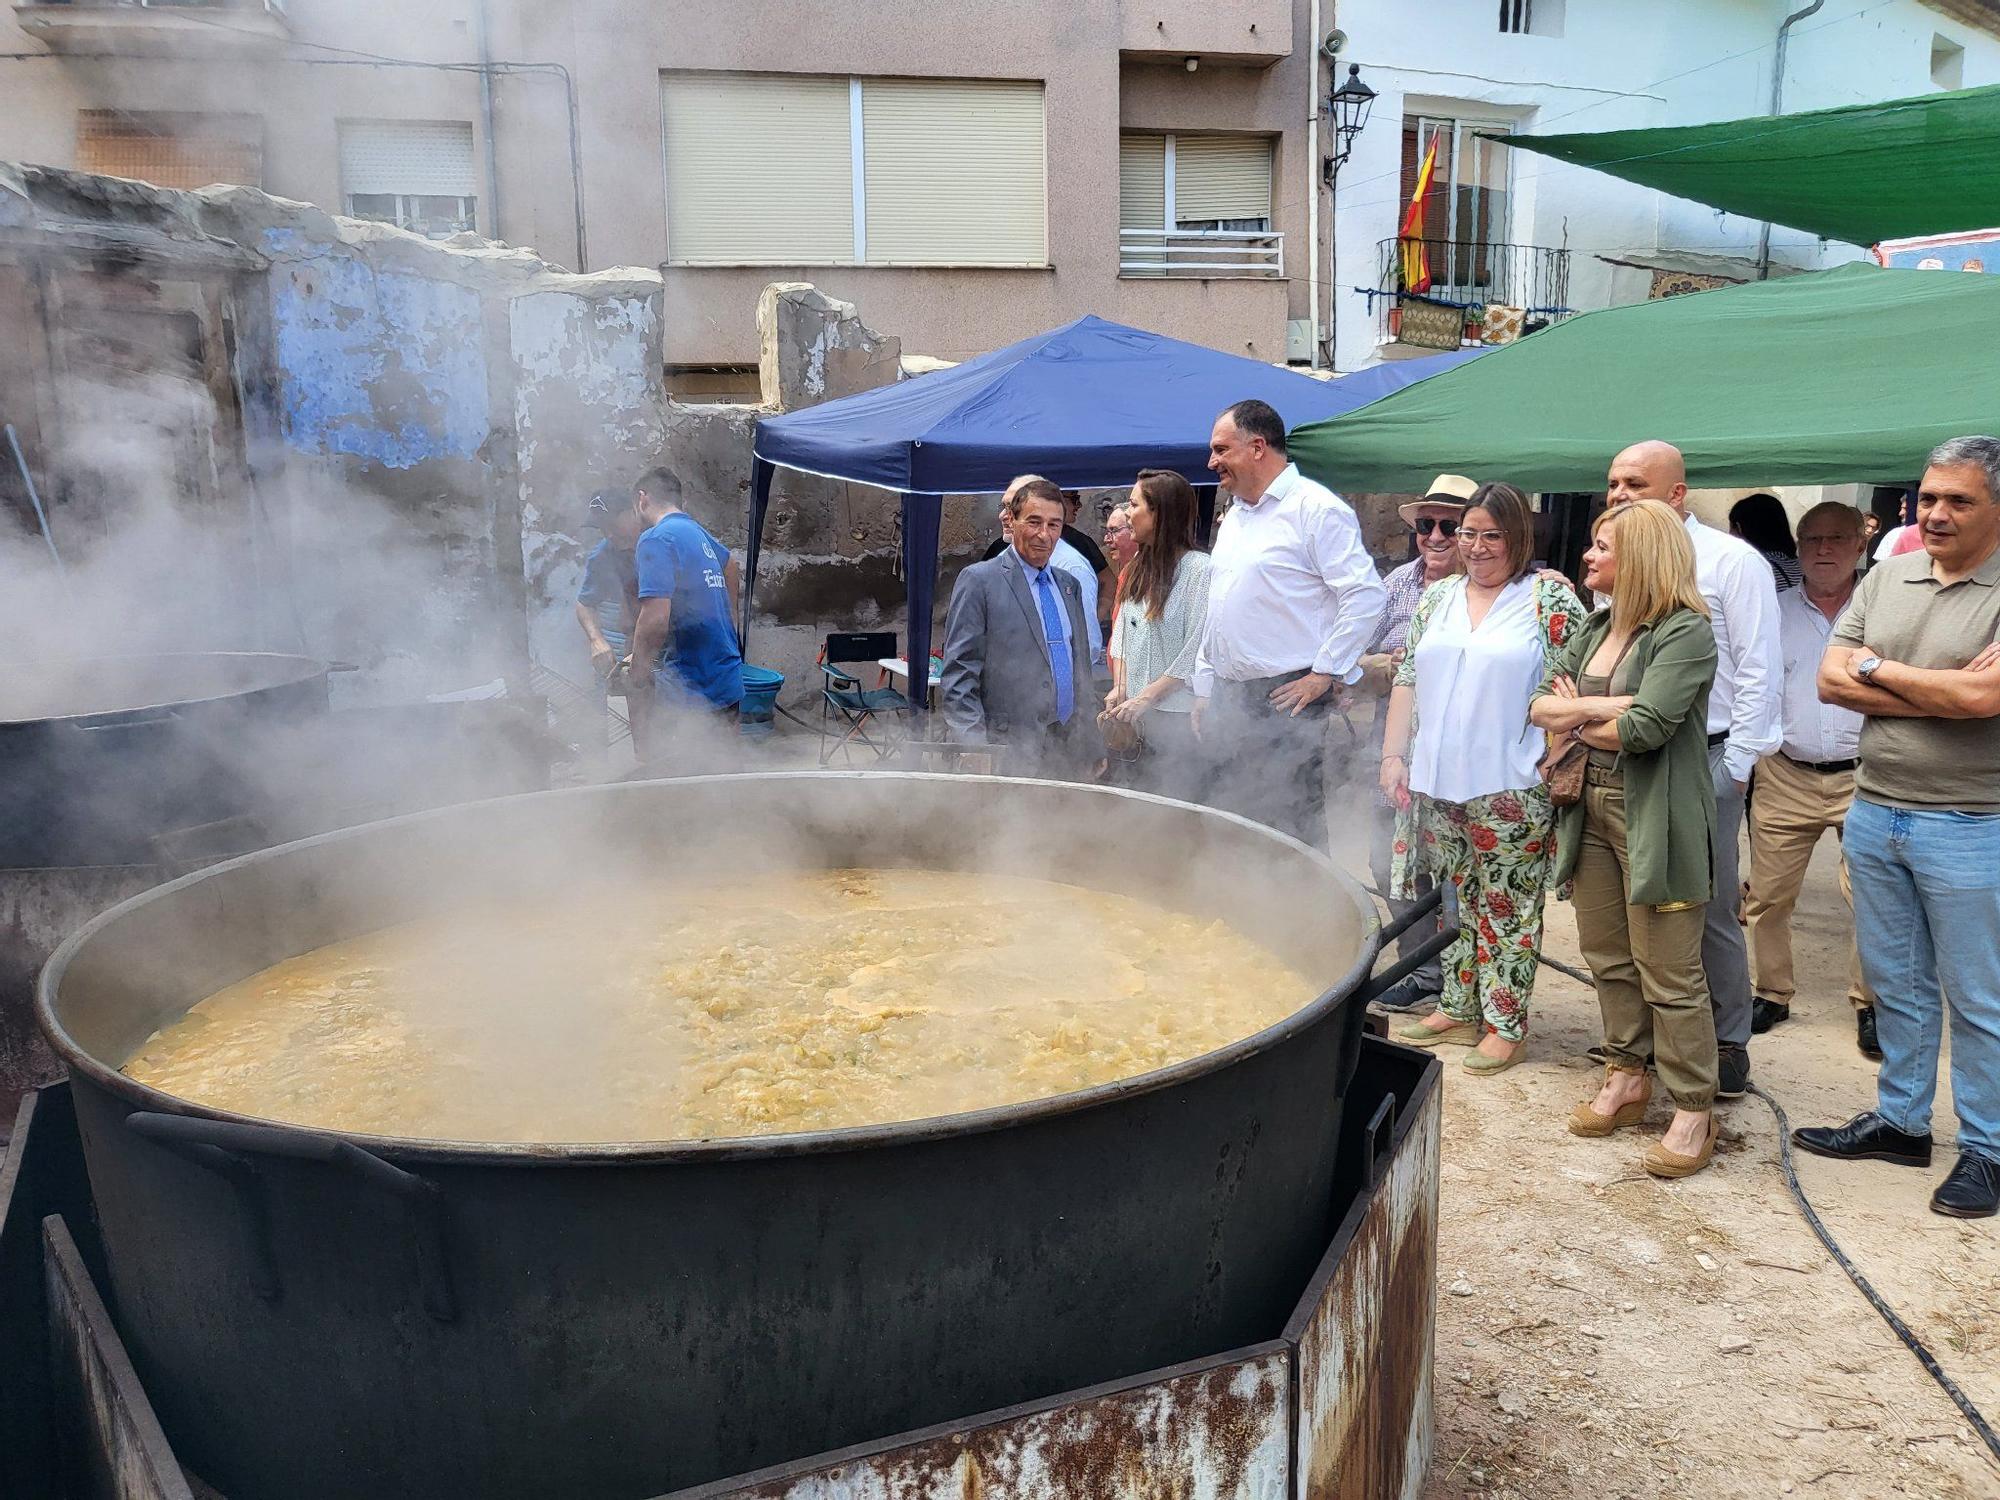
[74,709,182,732]
[125,1111,457,1323]
[1353,885,1460,1006]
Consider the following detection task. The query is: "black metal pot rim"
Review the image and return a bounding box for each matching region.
[0,651,331,729]
[37,772,1383,1166]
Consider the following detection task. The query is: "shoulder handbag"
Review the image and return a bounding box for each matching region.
[1539,732,1589,807]
[1538,605,1635,808]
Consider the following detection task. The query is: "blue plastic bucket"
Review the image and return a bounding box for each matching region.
[739,665,784,737]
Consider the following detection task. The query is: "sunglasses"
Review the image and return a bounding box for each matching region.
[1412,516,1459,537]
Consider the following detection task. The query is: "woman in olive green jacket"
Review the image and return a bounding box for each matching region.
[1530,500,1721,1180]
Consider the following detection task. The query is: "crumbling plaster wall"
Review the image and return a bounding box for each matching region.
[510,276,665,683]
[186,184,669,703]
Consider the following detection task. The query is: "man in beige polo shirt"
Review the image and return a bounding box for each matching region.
[1796,435,2000,1220]
[1744,502,1877,1056]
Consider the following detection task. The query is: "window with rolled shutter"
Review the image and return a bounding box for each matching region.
[1119,133,1165,230]
[662,72,854,265]
[338,120,478,237]
[339,121,476,198]
[860,79,1044,266]
[76,110,262,190]
[1172,134,1273,228]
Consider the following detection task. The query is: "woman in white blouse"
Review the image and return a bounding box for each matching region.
[1378,484,1587,1074]
[1103,469,1212,802]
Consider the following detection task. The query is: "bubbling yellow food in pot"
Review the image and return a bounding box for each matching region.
[121,869,1314,1144]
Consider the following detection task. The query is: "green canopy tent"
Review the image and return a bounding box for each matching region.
[1289,262,2000,495]
[1491,83,2000,247]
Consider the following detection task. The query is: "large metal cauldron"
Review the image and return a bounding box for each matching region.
[0,651,332,869]
[41,774,1396,1500]
[1,652,332,1128]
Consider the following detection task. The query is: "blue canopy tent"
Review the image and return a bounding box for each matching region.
[744,315,1488,724]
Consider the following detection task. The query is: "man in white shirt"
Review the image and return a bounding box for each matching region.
[1742,502,1878,1057]
[1605,440,1782,1098]
[1050,535,1103,669]
[1191,399,1386,848]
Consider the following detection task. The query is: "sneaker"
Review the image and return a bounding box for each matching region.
[1369,974,1441,1013]
[1717,1043,1751,1100]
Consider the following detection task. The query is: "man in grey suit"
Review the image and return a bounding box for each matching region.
[940,476,1104,778]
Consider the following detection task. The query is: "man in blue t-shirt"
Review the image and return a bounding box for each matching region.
[626,467,745,729]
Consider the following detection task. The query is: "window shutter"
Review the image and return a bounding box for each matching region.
[338,121,477,197]
[662,73,854,265]
[861,79,1045,266]
[1119,133,1165,230]
[1172,134,1272,223]
[76,111,262,190]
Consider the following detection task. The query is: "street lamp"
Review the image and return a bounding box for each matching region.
[1323,63,1375,186]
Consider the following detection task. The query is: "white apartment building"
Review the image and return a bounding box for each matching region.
[1329,0,2000,370]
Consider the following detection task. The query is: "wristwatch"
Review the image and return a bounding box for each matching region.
[1854,654,1884,680]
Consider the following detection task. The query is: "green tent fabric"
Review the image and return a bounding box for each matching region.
[1289,262,2000,495]
[1494,83,2000,246]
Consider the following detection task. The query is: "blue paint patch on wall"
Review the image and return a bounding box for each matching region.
[271,256,488,469]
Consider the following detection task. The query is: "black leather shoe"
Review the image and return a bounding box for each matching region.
[1856,1006,1883,1061]
[1932,1153,2000,1219]
[1717,1043,1751,1099]
[1751,998,1790,1034]
[1792,1111,1932,1168]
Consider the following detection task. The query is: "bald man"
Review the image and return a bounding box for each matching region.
[1604,440,1783,1099]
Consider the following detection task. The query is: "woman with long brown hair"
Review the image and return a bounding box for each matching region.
[1379,483,1585,1073]
[1531,499,1722,1179]
[1103,469,1212,800]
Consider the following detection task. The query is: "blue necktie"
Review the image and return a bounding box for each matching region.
[1034,572,1074,724]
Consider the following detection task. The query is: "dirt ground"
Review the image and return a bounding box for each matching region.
[1340,825,2000,1500]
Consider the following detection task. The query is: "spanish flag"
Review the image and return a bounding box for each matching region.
[1399,127,1441,293]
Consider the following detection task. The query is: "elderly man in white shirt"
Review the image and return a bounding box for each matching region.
[1604,440,1782,1098]
[1743,502,1879,1056]
[1191,398,1386,848]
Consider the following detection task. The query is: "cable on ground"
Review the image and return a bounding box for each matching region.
[1747,1082,2000,1468]
[1365,882,2000,1464]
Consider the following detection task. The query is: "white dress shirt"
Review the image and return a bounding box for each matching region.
[1050,537,1103,664]
[1774,584,1862,763]
[1407,577,1546,803]
[1684,514,1783,783]
[1191,463,1386,696]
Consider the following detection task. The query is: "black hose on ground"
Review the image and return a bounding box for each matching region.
[1748,1083,2000,1468]
[1364,882,2000,1464]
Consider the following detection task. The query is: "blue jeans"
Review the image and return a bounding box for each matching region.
[1846,797,2000,1159]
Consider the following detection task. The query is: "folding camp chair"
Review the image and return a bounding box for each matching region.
[818,631,911,764]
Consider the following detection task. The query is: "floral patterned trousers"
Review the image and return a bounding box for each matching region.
[1395,785,1557,1042]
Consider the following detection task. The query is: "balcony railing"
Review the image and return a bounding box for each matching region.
[1120,228,1284,279]
[1369,237,1573,347]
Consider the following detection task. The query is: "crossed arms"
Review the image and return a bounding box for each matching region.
[1818,642,2000,720]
